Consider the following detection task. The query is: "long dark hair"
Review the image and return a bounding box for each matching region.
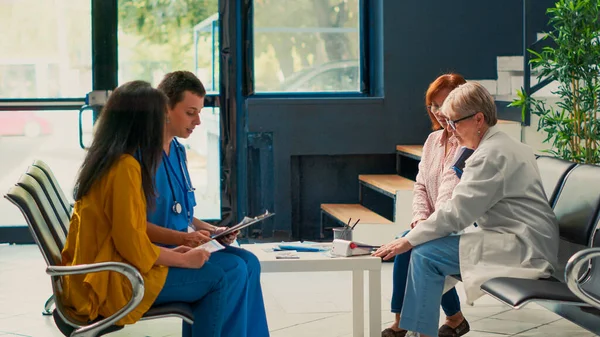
[74,81,167,209]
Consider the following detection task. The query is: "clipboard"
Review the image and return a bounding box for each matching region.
[451,146,475,178]
[211,210,275,240]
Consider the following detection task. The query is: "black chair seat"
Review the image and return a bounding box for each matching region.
[481,277,584,308]
[51,302,194,336]
[52,310,123,337]
[144,302,194,323]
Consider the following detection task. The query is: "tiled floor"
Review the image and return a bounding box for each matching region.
[0,244,597,337]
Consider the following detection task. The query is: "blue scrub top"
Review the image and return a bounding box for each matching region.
[147,139,197,233]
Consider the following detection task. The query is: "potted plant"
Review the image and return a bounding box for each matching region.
[511,0,600,164]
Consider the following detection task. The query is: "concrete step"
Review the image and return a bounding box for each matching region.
[472,79,498,96]
[537,33,548,41]
[497,119,521,142]
[496,55,558,98]
[497,55,527,73]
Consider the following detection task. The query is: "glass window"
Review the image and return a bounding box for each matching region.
[117,0,219,88]
[253,0,360,93]
[0,110,86,227]
[0,107,221,226]
[194,14,220,95]
[177,107,222,220]
[118,1,221,219]
[0,0,92,98]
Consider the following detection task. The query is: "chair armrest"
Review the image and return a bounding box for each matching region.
[47,262,144,337]
[565,247,600,309]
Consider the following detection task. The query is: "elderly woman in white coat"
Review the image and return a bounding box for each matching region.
[373,81,559,337]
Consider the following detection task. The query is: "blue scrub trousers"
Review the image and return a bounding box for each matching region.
[154,263,227,337]
[400,235,461,337]
[392,231,461,316]
[212,245,270,337]
[154,245,271,337]
[218,246,269,337]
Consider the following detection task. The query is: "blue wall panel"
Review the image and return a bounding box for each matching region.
[241,0,554,239]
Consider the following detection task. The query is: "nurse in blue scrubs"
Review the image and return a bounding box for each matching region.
[146,70,270,337]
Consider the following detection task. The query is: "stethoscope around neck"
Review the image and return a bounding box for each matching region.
[163,139,195,219]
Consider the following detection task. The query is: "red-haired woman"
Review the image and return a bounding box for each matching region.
[381,74,470,337]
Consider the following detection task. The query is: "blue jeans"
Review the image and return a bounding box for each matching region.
[216,245,270,337]
[400,235,461,337]
[392,231,461,317]
[154,263,226,337]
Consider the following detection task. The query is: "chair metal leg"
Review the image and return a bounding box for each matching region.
[42,294,54,316]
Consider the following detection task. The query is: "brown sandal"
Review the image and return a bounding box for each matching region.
[438,318,470,337]
[381,328,408,337]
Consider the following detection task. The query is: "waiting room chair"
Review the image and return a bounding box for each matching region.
[26,165,71,237]
[32,159,73,217]
[482,163,600,334]
[535,155,577,206]
[5,174,195,336]
[16,174,66,251]
[26,163,73,315]
[18,170,69,315]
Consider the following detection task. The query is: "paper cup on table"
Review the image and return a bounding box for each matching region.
[332,227,353,241]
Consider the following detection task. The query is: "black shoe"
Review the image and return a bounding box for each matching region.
[382,328,408,337]
[438,318,470,337]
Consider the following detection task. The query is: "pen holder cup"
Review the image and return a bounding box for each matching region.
[332,227,353,241]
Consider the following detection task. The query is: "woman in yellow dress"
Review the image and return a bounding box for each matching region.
[60,80,228,337]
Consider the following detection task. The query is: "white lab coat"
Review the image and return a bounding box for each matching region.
[405,126,559,304]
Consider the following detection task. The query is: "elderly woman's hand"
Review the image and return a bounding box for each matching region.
[372,237,414,260]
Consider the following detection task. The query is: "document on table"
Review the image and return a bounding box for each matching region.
[275,251,300,259]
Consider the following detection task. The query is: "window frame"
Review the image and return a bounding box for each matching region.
[246,0,370,98]
[0,99,85,111]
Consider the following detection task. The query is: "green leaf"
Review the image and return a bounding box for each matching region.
[527,0,600,164]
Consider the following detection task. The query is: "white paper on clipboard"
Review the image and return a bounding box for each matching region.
[195,240,226,253]
[210,210,275,240]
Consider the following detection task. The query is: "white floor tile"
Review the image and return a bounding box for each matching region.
[513,319,599,337]
[269,313,355,337]
[489,308,561,324]
[461,305,512,319]
[0,314,64,337]
[469,317,541,335]
[265,311,342,332]
[0,245,598,337]
[461,332,510,337]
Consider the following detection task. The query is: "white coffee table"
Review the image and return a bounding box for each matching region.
[241,243,382,337]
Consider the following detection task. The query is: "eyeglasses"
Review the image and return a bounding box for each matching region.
[426,105,441,113]
[446,112,478,131]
